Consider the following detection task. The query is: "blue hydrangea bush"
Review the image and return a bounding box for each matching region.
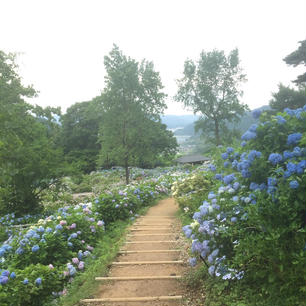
[181,106,306,306]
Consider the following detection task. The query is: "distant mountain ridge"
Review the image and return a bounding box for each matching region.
[161,114,199,129]
[163,106,270,136]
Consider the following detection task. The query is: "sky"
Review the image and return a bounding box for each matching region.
[1,0,305,115]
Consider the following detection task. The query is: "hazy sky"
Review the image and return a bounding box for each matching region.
[1,0,305,115]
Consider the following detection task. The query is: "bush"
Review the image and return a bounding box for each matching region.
[179,106,306,306]
[0,172,172,306]
[94,179,167,224]
[172,171,214,217]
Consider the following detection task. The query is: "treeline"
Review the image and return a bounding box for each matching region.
[0,46,178,215]
[1,40,304,216]
[175,40,306,146]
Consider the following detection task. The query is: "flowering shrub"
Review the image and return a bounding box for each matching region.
[0,202,105,305]
[0,264,64,306]
[94,179,167,224]
[0,172,172,306]
[171,170,213,217]
[179,106,306,306]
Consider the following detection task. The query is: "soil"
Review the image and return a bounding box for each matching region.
[92,197,187,306]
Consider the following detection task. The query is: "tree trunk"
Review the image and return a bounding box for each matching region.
[214,119,221,146]
[124,157,129,185]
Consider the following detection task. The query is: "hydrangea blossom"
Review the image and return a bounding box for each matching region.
[252,109,262,119]
[283,151,293,160]
[241,131,257,141]
[189,257,197,267]
[32,245,40,252]
[221,153,229,160]
[223,161,230,168]
[249,124,258,132]
[208,265,215,276]
[289,180,299,189]
[0,276,9,285]
[286,162,296,174]
[35,278,42,286]
[226,147,234,154]
[223,174,236,185]
[233,182,240,190]
[267,177,277,186]
[268,153,282,165]
[250,182,259,190]
[208,164,216,171]
[276,115,286,124]
[287,133,302,146]
[215,174,223,180]
[55,224,63,231]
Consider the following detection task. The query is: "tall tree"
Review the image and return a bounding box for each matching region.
[283,40,306,86]
[0,51,64,215]
[175,49,248,145]
[98,45,176,183]
[60,97,103,173]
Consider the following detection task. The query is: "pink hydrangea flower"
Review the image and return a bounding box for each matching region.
[72,257,79,264]
[60,220,67,226]
[97,220,104,227]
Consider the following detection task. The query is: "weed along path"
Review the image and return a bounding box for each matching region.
[81,198,186,306]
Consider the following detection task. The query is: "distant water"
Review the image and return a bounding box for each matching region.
[175,135,191,144]
[169,127,184,132]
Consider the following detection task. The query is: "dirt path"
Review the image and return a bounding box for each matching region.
[81,197,186,305]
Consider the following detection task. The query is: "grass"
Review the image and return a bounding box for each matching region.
[57,198,163,306]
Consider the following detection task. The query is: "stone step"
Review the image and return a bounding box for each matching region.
[95,275,182,281]
[81,295,182,303]
[118,250,180,254]
[112,260,183,265]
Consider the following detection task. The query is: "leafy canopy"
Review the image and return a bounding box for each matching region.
[175,49,248,145]
[98,45,177,183]
[60,97,103,173]
[283,39,306,86]
[0,51,64,215]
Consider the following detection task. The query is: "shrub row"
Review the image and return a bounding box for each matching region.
[175,106,306,306]
[0,177,170,306]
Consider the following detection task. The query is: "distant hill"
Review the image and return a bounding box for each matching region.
[161,114,199,129]
[173,106,270,136]
[174,122,198,136]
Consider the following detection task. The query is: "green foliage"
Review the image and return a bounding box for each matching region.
[94,180,164,224]
[0,50,65,215]
[283,39,306,86]
[0,264,64,306]
[60,98,103,173]
[269,83,305,112]
[0,171,171,306]
[178,107,306,306]
[172,171,213,216]
[57,218,141,306]
[98,45,177,183]
[175,48,248,145]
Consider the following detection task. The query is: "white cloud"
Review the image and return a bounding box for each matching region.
[1,0,305,115]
